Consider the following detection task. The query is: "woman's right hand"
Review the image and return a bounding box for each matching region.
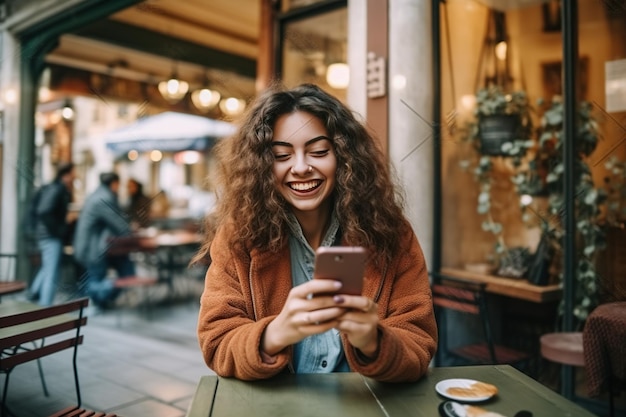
[260,279,346,356]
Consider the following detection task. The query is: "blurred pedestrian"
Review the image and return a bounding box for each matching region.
[28,162,75,306]
[126,178,152,229]
[73,172,135,308]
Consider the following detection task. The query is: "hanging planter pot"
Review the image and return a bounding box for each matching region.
[478,114,521,156]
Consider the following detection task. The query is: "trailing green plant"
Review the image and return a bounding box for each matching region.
[516,97,608,326]
[603,155,626,226]
[459,86,534,266]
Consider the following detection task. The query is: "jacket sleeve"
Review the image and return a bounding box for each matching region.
[197,229,290,380]
[97,193,132,237]
[344,225,438,382]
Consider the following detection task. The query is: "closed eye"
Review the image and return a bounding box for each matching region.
[273,153,290,161]
[311,149,330,157]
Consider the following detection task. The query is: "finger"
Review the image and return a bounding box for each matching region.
[292,279,342,299]
[335,319,372,333]
[304,307,346,326]
[302,312,320,326]
[363,299,376,313]
[332,295,377,313]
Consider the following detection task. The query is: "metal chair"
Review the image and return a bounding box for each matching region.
[0,254,26,303]
[0,298,89,416]
[432,277,530,367]
[47,405,121,417]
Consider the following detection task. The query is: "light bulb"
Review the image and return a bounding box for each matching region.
[158,77,189,103]
[495,41,507,61]
[219,97,246,116]
[191,88,221,112]
[326,63,350,89]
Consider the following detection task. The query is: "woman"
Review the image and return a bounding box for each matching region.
[194,83,437,382]
[126,178,152,228]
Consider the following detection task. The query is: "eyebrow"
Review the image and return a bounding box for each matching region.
[271,135,330,148]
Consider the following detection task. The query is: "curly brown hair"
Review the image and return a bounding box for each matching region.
[192,83,406,265]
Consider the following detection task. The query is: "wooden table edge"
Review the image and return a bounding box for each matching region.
[495,365,596,416]
[186,375,218,417]
[438,267,561,303]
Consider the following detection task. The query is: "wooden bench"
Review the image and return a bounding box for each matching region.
[48,405,121,417]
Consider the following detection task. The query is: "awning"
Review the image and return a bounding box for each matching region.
[104,111,236,156]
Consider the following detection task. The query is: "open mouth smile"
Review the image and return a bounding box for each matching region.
[288,180,322,192]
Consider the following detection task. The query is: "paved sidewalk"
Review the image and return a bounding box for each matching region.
[2,284,213,417]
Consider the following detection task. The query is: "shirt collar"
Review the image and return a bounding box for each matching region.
[286,211,341,252]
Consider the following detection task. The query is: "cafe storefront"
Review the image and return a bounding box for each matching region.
[0,1,624,412]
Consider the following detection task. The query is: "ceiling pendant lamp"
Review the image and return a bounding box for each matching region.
[158,62,189,104]
[219,97,246,117]
[191,71,221,112]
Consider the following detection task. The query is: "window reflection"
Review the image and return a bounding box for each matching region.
[281,7,348,102]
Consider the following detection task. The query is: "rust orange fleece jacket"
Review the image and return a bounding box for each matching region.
[197,220,438,382]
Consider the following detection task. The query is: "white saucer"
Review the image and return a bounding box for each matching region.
[435,378,497,403]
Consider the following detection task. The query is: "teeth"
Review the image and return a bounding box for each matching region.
[290,180,320,191]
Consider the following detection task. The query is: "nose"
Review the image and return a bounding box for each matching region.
[290,155,310,175]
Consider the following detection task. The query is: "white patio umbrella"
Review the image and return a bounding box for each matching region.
[104,111,236,156]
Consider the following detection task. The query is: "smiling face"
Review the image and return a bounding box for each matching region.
[272,111,337,221]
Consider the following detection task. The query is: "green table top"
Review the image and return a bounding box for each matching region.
[186,365,595,417]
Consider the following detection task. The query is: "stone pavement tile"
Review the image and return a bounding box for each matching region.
[78,378,148,411]
[111,398,187,417]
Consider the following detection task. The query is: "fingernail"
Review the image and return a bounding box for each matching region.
[334,281,342,289]
[334,295,345,304]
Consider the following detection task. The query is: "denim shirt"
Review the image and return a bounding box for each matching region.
[286,212,350,373]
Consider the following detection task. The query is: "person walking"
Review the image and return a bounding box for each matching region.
[73,172,135,308]
[193,83,437,383]
[28,162,75,306]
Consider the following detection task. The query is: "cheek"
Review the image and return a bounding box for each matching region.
[272,163,286,183]
[324,158,338,182]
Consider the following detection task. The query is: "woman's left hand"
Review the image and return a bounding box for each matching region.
[334,295,379,358]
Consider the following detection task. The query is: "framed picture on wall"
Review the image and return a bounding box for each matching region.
[541,57,589,101]
[542,1,561,32]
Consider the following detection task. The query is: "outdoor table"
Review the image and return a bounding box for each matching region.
[137,230,202,294]
[185,365,595,417]
[107,230,202,293]
[0,282,26,301]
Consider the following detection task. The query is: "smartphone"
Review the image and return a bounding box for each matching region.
[313,246,367,296]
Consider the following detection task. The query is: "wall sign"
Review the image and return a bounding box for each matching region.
[367,52,386,99]
[606,59,626,113]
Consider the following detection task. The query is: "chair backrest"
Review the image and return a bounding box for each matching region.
[0,254,17,282]
[431,277,497,363]
[0,298,89,371]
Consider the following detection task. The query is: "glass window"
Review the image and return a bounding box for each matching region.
[280,6,348,102]
[439,0,626,318]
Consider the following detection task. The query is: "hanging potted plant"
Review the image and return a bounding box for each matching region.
[459,86,534,274]
[466,86,534,158]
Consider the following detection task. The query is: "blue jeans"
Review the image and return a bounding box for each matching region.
[82,255,136,307]
[30,238,63,306]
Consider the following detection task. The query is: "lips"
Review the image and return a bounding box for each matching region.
[288,180,322,192]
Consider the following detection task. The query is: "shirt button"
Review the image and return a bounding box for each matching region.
[321,360,328,368]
